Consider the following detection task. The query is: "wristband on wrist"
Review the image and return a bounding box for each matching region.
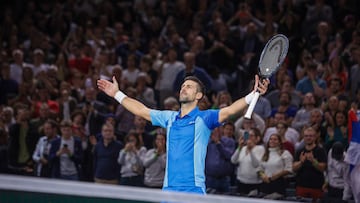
[114,91,127,104]
[245,91,255,104]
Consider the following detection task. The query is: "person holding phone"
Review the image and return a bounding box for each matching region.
[48,120,83,181]
[231,127,265,197]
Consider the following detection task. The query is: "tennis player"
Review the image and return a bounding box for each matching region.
[97,75,269,194]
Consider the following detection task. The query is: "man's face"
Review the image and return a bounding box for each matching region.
[179,80,200,104]
[102,125,114,140]
[223,124,234,137]
[310,111,322,124]
[43,123,55,137]
[303,129,316,145]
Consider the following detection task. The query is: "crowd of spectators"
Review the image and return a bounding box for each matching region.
[1,0,360,202]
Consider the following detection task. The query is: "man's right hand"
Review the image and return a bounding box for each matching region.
[97,76,120,97]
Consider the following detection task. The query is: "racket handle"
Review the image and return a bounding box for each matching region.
[244,91,260,119]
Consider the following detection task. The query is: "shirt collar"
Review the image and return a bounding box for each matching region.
[176,106,200,119]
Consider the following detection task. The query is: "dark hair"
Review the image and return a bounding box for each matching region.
[184,76,205,99]
[331,142,344,161]
[125,130,142,149]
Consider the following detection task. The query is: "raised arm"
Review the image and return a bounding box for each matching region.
[97,76,152,121]
[218,75,269,123]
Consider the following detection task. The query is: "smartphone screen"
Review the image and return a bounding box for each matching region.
[243,131,249,141]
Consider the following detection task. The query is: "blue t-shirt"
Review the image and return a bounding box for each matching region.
[150,107,221,194]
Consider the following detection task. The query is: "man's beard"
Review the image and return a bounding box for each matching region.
[179,96,193,104]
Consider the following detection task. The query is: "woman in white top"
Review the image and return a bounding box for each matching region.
[118,130,147,186]
[143,130,166,188]
[257,133,293,199]
[231,127,265,196]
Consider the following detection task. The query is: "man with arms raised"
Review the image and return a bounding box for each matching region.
[97,75,269,194]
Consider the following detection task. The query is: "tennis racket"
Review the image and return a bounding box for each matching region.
[244,34,289,119]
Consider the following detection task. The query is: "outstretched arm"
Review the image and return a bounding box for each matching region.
[218,75,269,123]
[97,76,152,121]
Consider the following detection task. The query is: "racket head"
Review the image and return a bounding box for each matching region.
[258,34,289,78]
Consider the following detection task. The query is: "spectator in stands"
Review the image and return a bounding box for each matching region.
[234,114,266,138]
[93,123,123,185]
[205,125,236,194]
[173,52,213,95]
[325,77,345,98]
[143,129,166,188]
[266,80,302,109]
[31,81,59,119]
[0,63,18,105]
[122,54,140,87]
[48,120,83,181]
[270,91,298,124]
[264,112,299,146]
[115,88,137,140]
[132,115,154,150]
[57,88,77,121]
[322,95,340,129]
[231,127,265,196]
[324,111,348,152]
[10,49,29,84]
[135,72,157,108]
[293,126,327,201]
[32,119,59,177]
[349,46,360,100]
[156,47,185,106]
[296,61,327,98]
[275,122,295,156]
[118,130,146,187]
[8,104,38,175]
[67,44,93,76]
[323,142,348,202]
[257,133,293,199]
[291,92,316,132]
[163,96,179,111]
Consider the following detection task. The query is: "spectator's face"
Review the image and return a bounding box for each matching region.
[328,96,339,110]
[303,93,315,105]
[17,108,30,122]
[155,134,165,148]
[276,124,286,135]
[43,123,55,137]
[134,116,146,129]
[279,93,290,105]
[102,125,114,140]
[268,134,280,148]
[61,126,72,138]
[303,129,316,145]
[223,124,234,137]
[310,111,322,124]
[335,112,346,126]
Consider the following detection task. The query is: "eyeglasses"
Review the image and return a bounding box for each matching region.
[304,134,315,137]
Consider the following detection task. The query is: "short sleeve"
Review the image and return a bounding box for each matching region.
[150,110,177,128]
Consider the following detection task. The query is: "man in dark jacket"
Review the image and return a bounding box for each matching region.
[49,120,83,180]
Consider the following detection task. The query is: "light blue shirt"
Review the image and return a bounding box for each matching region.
[150,107,221,194]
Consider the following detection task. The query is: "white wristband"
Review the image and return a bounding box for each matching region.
[114,91,127,104]
[245,91,255,104]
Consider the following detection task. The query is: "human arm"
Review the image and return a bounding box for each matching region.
[97,76,152,121]
[219,75,269,123]
[293,151,306,172]
[142,149,159,168]
[32,139,42,163]
[271,150,293,180]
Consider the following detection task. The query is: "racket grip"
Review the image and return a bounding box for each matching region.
[244,91,260,119]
